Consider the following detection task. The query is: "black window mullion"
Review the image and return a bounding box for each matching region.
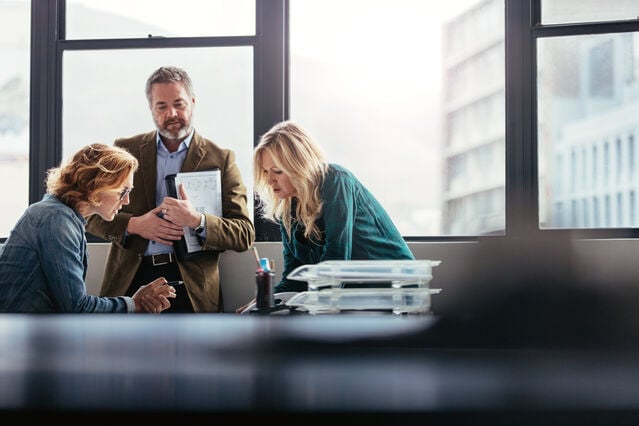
[505,0,537,239]
[30,0,62,205]
[254,0,287,241]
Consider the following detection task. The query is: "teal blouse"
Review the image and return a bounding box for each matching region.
[275,164,414,293]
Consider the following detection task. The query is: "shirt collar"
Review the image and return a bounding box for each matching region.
[155,129,194,153]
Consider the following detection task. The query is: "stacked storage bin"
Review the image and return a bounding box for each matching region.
[284,260,442,315]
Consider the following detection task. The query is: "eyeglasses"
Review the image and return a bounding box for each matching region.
[118,187,133,201]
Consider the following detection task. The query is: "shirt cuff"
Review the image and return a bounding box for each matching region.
[123,296,136,313]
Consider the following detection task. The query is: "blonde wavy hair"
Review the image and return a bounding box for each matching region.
[46,144,139,209]
[254,121,328,242]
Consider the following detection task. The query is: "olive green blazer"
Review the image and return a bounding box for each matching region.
[86,131,255,312]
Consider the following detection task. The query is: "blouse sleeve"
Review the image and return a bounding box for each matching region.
[274,224,307,293]
[318,171,355,260]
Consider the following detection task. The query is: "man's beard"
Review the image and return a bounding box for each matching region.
[157,118,193,141]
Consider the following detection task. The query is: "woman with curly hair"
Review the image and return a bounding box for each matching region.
[0,143,175,313]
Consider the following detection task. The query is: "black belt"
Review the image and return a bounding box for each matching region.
[143,253,177,266]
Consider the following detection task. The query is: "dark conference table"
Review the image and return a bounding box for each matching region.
[1,313,639,423]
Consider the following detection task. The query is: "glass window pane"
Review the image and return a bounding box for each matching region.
[541,0,639,25]
[289,0,505,236]
[62,47,254,218]
[0,0,29,238]
[538,33,639,229]
[66,0,255,39]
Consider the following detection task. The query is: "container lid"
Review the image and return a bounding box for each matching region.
[286,259,441,286]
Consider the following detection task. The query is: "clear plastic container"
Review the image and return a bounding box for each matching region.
[285,288,442,315]
[285,259,441,290]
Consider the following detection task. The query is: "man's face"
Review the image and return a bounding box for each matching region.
[149,81,194,141]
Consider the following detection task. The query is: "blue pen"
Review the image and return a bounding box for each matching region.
[260,257,270,272]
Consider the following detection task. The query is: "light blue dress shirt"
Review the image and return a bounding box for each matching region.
[146,131,192,256]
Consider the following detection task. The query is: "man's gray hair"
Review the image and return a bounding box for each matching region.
[145,66,194,104]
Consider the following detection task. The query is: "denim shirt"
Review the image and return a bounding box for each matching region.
[0,194,134,313]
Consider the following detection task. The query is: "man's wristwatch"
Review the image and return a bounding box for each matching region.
[193,213,206,234]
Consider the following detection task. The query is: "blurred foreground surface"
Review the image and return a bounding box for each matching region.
[3,234,639,423]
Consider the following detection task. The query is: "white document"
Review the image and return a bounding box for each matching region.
[173,170,222,253]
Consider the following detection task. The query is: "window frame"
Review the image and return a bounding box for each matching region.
[23,0,639,244]
[529,1,639,239]
[29,0,286,242]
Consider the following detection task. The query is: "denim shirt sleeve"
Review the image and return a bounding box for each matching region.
[41,210,131,313]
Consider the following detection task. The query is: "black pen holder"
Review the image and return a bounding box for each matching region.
[255,270,275,310]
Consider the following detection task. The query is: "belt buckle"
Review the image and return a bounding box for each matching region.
[152,254,170,266]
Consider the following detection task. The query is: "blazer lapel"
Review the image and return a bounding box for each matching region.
[181,131,206,173]
[137,133,158,210]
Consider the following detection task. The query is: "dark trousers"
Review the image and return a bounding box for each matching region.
[126,260,194,313]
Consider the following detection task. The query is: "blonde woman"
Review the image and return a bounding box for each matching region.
[0,144,175,313]
[246,121,413,304]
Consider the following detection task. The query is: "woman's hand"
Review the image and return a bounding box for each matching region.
[132,277,177,313]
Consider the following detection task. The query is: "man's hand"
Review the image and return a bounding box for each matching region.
[159,184,201,229]
[127,205,184,245]
[131,277,177,313]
